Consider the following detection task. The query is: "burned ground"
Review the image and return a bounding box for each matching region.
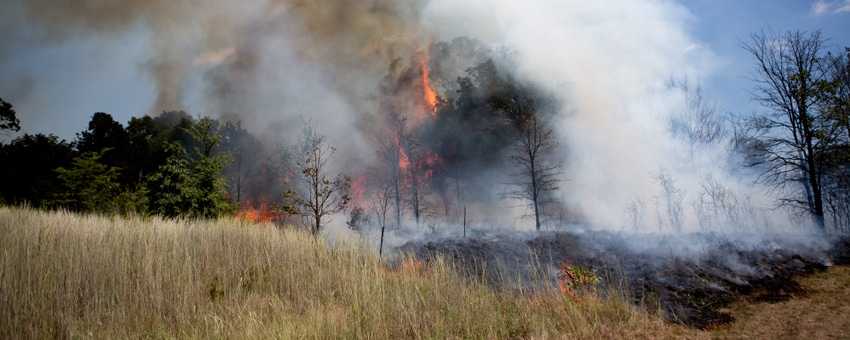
[399,230,850,329]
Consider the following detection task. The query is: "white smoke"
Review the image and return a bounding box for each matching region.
[420,0,783,231]
[1,0,796,232]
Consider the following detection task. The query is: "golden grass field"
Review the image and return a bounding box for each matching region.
[1,205,847,339]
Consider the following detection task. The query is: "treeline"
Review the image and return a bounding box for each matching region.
[1,30,848,233]
[0,110,266,218]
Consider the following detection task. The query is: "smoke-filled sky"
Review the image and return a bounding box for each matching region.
[1,0,848,230]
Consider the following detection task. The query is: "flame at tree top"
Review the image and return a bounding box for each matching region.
[416,42,437,114]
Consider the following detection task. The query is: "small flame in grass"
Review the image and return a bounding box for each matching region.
[237,197,276,223]
[390,258,431,279]
[557,263,600,299]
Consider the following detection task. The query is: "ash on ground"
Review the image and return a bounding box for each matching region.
[399,230,850,329]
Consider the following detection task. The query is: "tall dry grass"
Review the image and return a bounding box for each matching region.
[0,205,692,339]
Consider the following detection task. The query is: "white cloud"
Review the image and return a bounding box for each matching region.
[811,0,830,16]
[810,0,850,16]
[836,0,850,13]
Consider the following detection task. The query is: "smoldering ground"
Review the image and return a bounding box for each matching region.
[398,229,850,329]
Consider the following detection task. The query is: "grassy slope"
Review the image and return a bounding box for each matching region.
[0,206,686,339]
[3,206,847,339]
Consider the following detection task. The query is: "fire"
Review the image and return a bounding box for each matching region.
[399,147,410,170]
[393,133,410,170]
[350,176,367,206]
[416,43,437,114]
[237,197,276,223]
[422,150,443,179]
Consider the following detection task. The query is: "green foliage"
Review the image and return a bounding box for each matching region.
[146,144,197,218]
[53,149,122,214]
[0,133,75,207]
[184,117,235,218]
[145,117,235,219]
[283,122,351,235]
[0,98,21,133]
[346,206,370,234]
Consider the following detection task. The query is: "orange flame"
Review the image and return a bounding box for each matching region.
[416,43,437,114]
[350,176,367,206]
[237,197,276,223]
[393,133,410,171]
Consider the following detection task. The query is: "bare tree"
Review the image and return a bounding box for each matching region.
[739,30,843,230]
[823,48,850,231]
[284,122,351,236]
[502,112,562,231]
[652,167,685,233]
[374,112,408,228]
[368,177,393,257]
[665,77,730,157]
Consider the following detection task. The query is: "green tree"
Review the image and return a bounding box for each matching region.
[185,117,234,218]
[284,122,351,236]
[0,133,75,207]
[54,150,122,214]
[0,98,21,133]
[146,144,197,218]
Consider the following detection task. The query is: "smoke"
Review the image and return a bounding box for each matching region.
[420,1,772,231]
[3,0,795,231]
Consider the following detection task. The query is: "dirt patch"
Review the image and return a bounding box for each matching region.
[714,265,850,339]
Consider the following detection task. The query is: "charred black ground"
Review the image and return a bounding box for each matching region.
[400,230,850,329]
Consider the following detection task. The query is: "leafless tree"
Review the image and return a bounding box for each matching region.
[625,196,648,232]
[368,177,393,257]
[665,77,730,159]
[822,48,850,231]
[739,29,843,231]
[374,112,408,228]
[502,112,562,231]
[284,122,351,236]
[652,167,685,233]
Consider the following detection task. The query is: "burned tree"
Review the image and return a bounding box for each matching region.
[502,112,562,231]
[739,30,843,231]
[374,112,409,228]
[284,122,351,236]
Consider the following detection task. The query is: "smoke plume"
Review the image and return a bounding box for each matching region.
[4,0,795,231]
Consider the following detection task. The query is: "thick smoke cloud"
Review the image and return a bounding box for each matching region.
[422,1,759,231]
[2,0,787,231]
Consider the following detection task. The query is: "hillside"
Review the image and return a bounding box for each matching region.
[1,206,848,338]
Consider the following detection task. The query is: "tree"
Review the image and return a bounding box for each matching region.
[502,112,562,231]
[145,117,234,219]
[76,112,133,185]
[185,117,234,218]
[146,143,197,218]
[739,30,843,230]
[346,206,370,235]
[822,47,850,230]
[219,120,264,204]
[284,122,351,236]
[374,112,409,228]
[0,98,21,133]
[53,149,122,214]
[367,176,394,257]
[0,133,75,207]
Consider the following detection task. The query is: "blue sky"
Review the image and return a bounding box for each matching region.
[0,0,848,142]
